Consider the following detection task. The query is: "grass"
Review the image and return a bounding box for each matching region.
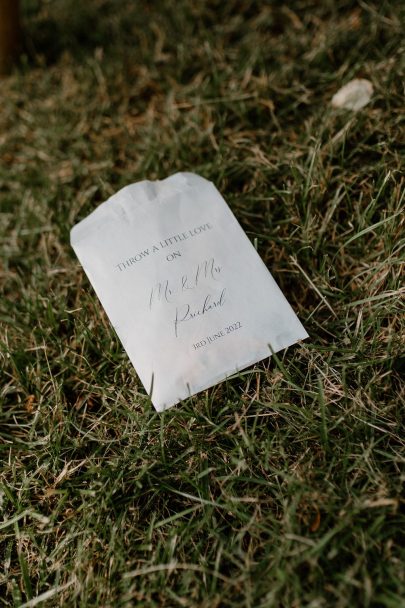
[0,0,404,606]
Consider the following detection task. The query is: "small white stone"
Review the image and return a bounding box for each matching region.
[331,78,373,111]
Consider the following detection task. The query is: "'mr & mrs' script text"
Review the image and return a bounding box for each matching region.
[148,258,226,337]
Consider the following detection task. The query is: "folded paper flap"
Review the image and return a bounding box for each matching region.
[70,172,212,247]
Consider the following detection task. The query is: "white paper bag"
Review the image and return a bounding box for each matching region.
[70,172,308,411]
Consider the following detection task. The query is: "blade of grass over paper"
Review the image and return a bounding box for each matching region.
[1,0,404,606]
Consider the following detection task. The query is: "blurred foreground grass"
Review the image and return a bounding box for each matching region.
[0,1,404,606]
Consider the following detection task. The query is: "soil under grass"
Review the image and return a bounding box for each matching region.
[1,1,404,606]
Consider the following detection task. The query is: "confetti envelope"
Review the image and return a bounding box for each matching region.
[70,172,308,411]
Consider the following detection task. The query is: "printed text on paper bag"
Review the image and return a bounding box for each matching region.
[115,223,213,271]
[149,258,227,337]
[193,321,242,350]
